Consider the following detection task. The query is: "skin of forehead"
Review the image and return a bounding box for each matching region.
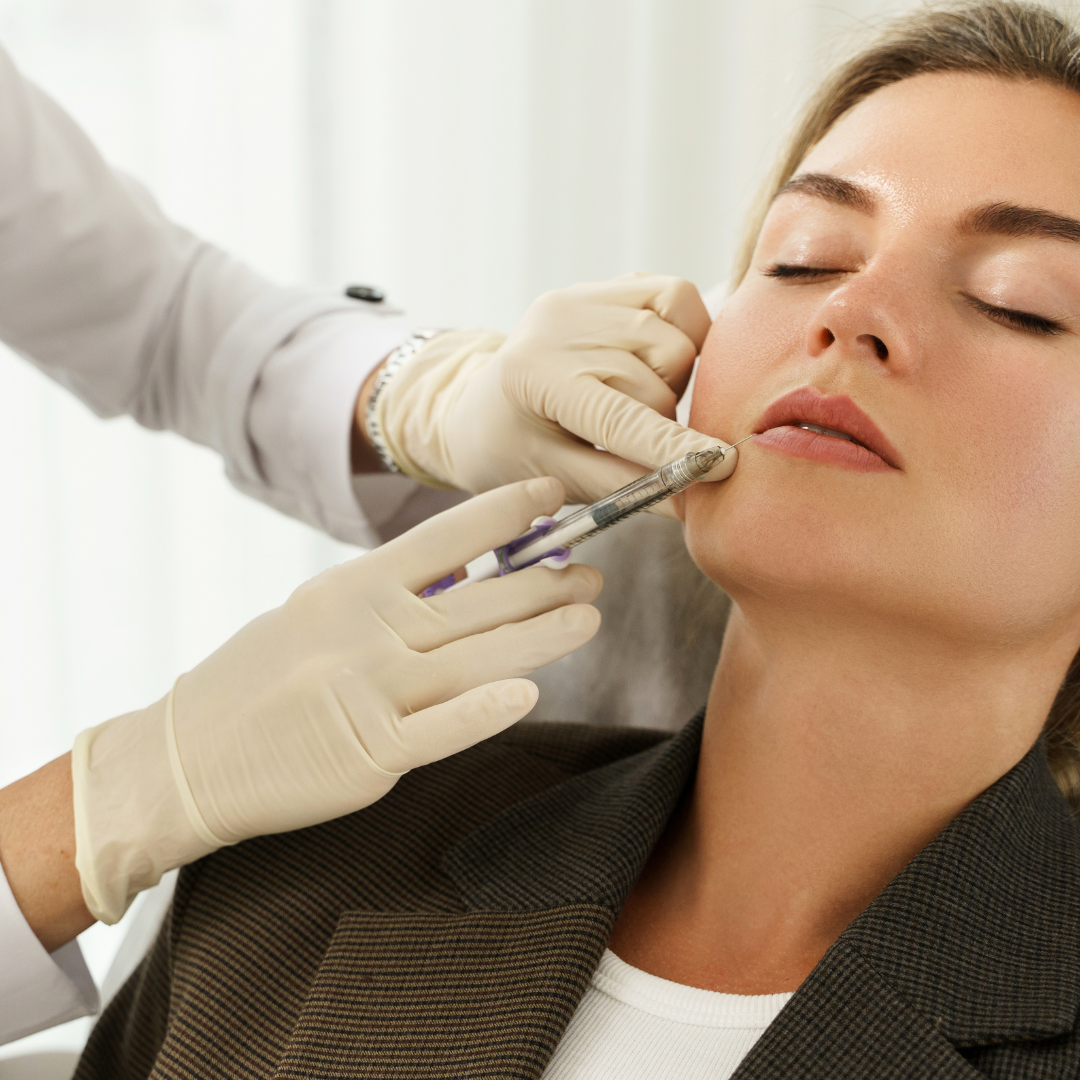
[795,71,1080,231]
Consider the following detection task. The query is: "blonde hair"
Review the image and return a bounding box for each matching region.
[732,0,1080,809]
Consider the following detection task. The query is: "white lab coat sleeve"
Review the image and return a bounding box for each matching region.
[0,42,441,549]
[0,859,98,1045]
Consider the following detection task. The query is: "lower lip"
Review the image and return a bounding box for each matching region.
[755,425,893,472]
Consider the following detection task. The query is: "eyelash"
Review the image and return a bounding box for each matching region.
[963,295,1064,337]
[763,263,1066,338]
[763,263,842,280]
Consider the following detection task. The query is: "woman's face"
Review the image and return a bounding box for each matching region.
[686,73,1080,648]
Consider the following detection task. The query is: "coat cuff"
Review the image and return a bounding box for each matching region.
[0,862,98,1046]
[210,288,410,547]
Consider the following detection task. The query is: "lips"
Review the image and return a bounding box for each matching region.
[754,387,900,471]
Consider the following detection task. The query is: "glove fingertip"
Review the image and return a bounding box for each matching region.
[559,603,602,642]
[567,563,604,603]
[491,678,540,717]
[701,445,738,482]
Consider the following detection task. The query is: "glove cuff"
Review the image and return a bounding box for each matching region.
[365,329,445,477]
[72,693,218,925]
[164,678,232,849]
[377,327,506,489]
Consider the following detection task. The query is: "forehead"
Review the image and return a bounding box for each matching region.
[797,72,1080,222]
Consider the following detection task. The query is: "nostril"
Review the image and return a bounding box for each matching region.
[821,328,835,347]
[855,333,888,360]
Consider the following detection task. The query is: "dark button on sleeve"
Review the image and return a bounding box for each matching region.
[345,285,385,303]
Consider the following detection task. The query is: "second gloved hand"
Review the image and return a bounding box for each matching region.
[72,478,600,924]
[372,273,738,515]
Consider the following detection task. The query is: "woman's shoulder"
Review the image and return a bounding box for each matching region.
[485,718,674,773]
[382,719,677,843]
[173,720,678,923]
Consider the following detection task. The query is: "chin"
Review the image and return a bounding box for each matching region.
[681,461,929,623]
[682,475,1064,646]
[685,493,862,602]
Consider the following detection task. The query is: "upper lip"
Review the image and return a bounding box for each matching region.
[755,387,901,469]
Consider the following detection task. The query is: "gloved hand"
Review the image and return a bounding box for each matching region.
[72,478,601,924]
[373,273,738,516]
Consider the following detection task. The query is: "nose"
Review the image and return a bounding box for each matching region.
[805,273,918,374]
[809,325,888,360]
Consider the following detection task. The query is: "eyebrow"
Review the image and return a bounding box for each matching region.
[775,173,876,214]
[962,202,1080,243]
[778,172,1080,245]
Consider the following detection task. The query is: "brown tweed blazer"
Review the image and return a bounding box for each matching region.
[76,714,1080,1079]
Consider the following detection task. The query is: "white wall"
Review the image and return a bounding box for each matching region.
[0,0,934,1060]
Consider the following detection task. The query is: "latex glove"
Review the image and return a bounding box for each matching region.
[72,478,600,924]
[375,272,738,517]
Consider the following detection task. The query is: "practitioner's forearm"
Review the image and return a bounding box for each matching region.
[0,753,94,952]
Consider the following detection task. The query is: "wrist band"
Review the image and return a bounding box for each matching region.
[365,329,443,473]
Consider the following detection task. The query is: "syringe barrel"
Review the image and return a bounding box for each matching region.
[500,446,725,571]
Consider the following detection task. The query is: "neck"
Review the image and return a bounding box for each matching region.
[608,601,1067,994]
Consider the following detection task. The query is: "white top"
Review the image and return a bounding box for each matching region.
[542,950,792,1080]
[0,38,448,1044]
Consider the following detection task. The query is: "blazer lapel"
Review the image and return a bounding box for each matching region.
[732,937,985,1079]
[443,713,703,914]
[734,738,1080,1078]
[272,907,614,1080]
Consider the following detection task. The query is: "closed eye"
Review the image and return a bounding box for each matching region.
[963,294,1065,337]
[765,265,1067,337]
[763,263,850,280]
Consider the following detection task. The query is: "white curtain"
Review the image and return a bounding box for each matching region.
[0,0,944,1060]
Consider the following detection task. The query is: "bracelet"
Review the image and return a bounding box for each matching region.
[365,329,443,473]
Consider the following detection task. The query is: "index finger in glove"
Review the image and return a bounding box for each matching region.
[619,309,699,396]
[394,564,603,653]
[548,375,739,478]
[522,440,678,519]
[374,477,565,594]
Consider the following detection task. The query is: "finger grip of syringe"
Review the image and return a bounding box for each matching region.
[421,518,570,596]
[502,469,680,571]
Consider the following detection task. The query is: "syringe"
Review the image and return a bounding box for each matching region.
[421,437,751,597]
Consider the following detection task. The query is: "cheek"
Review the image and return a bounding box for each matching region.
[930,351,1080,605]
[923,331,1080,512]
[689,289,806,438]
